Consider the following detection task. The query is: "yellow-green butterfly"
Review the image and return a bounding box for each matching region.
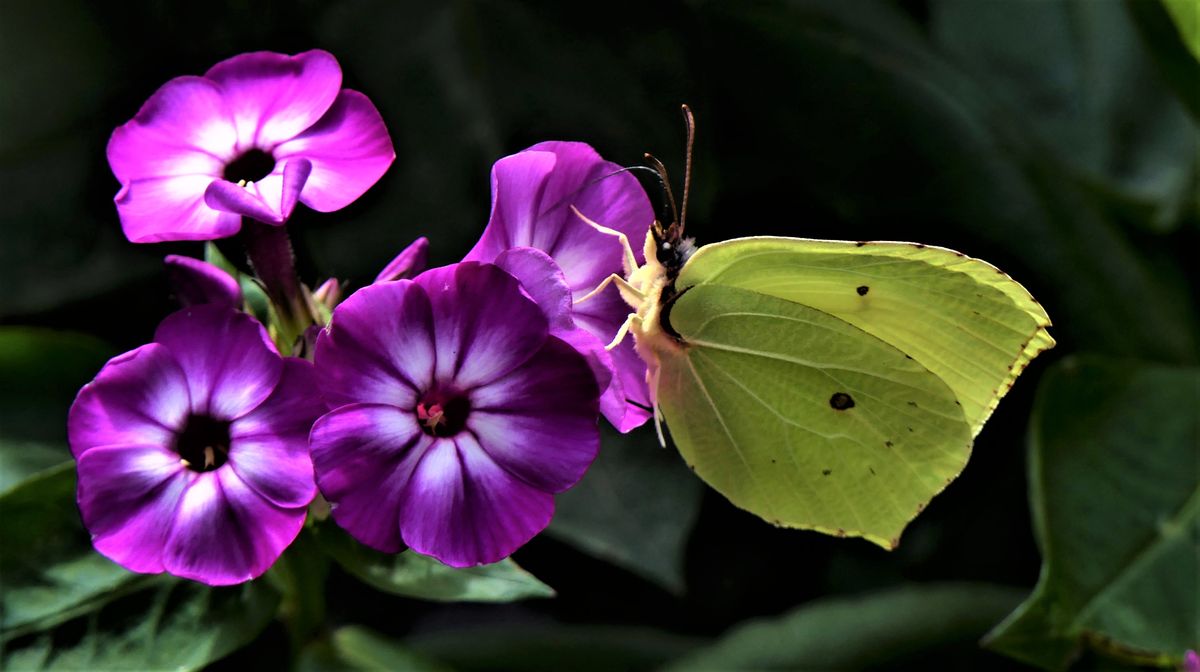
[579,106,1054,549]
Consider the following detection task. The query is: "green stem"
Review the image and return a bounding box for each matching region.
[242,221,312,349]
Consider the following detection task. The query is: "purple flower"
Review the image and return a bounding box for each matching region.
[375,236,430,283]
[164,255,243,308]
[108,49,394,243]
[310,262,601,567]
[1185,651,1200,672]
[68,306,324,585]
[464,141,654,432]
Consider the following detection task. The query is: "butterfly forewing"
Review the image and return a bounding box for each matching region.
[675,237,1054,436]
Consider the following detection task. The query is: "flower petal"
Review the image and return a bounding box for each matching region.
[116,175,242,243]
[204,50,342,150]
[68,343,190,458]
[463,150,556,263]
[374,237,430,284]
[309,403,429,553]
[164,255,243,309]
[107,75,236,183]
[464,141,653,291]
[494,246,614,407]
[573,285,652,431]
[76,444,189,574]
[204,178,284,224]
[468,335,600,492]
[414,263,549,389]
[274,90,396,213]
[399,433,554,567]
[163,468,304,585]
[154,306,282,419]
[228,359,322,508]
[316,281,434,409]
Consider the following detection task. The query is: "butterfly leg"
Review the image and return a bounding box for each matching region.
[570,205,639,276]
[574,273,644,307]
[605,313,643,351]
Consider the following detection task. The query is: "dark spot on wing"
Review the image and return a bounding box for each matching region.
[821,469,832,476]
[907,401,917,407]
[869,466,877,475]
[856,285,869,296]
[914,244,926,249]
[907,427,914,432]
[885,441,894,448]
[855,241,867,247]
[829,392,855,410]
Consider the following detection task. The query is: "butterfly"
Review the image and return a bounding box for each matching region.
[576,105,1054,549]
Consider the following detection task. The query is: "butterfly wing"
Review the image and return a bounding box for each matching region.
[654,237,1053,547]
[657,284,973,548]
[675,237,1054,435]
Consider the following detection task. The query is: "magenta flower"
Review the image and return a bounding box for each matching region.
[108,49,394,243]
[68,306,324,585]
[310,262,601,567]
[464,141,654,432]
[164,255,243,309]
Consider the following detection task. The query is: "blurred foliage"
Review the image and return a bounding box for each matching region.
[665,583,1025,670]
[547,425,702,593]
[313,521,555,602]
[1,0,1196,669]
[986,357,1199,669]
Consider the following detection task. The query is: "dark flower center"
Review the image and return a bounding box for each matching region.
[175,414,232,472]
[223,149,276,184]
[416,394,470,437]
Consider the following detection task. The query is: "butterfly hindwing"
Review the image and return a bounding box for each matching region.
[657,283,973,547]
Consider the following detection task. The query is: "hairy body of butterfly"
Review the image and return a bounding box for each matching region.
[573,107,1054,549]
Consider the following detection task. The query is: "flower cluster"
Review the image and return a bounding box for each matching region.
[69,50,653,583]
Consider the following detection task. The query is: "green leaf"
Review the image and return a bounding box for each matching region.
[1162,0,1200,63]
[930,0,1198,233]
[297,626,448,672]
[1125,0,1200,122]
[0,441,70,495]
[1,578,280,671]
[985,356,1199,669]
[0,328,113,443]
[546,425,701,593]
[664,583,1025,671]
[406,623,700,672]
[0,464,141,636]
[313,522,554,602]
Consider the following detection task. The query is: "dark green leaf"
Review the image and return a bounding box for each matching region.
[0,441,70,495]
[0,464,140,636]
[985,356,1199,669]
[930,0,1197,232]
[406,623,700,672]
[664,583,1025,671]
[699,0,1198,362]
[1125,0,1200,122]
[547,425,701,593]
[297,626,448,672]
[313,521,554,602]
[0,329,113,443]
[1162,0,1200,63]
[1,578,280,671]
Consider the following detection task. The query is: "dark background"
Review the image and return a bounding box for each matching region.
[1,0,1195,670]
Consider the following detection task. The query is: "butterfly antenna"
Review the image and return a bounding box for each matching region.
[536,165,665,220]
[679,104,695,237]
[645,153,679,228]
